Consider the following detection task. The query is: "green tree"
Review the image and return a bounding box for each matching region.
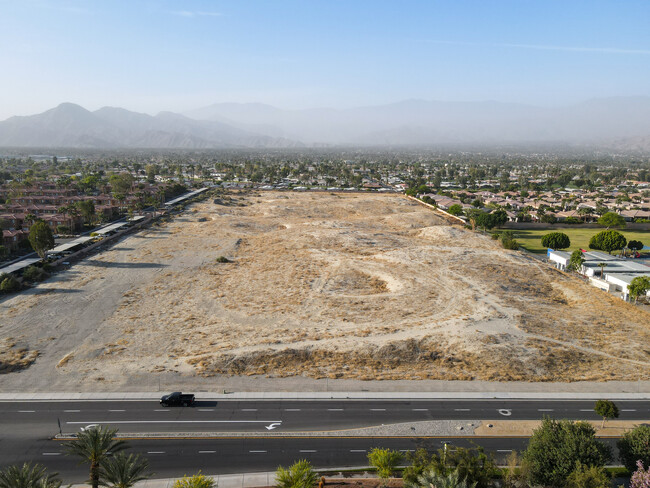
[368,448,403,485]
[568,250,586,272]
[275,460,318,488]
[99,452,151,488]
[109,173,134,195]
[594,400,619,428]
[28,220,55,259]
[65,426,128,488]
[628,276,650,304]
[0,463,61,488]
[618,425,650,472]
[628,240,644,252]
[77,200,96,225]
[597,262,608,279]
[522,418,611,488]
[597,212,626,229]
[448,204,463,216]
[541,232,571,250]
[405,469,476,488]
[589,230,627,255]
[565,462,610,488]
[172,473,215,488]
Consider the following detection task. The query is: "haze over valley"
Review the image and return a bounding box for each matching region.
[2,97,650,151]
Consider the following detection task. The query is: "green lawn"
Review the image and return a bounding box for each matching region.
[501,227,650,254]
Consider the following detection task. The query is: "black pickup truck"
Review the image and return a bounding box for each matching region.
[159,392,195,407]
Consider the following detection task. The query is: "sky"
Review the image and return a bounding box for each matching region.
[1,0,649,119]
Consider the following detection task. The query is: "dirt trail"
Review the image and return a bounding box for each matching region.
[1,191,649,390]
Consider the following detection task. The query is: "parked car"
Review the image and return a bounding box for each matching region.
[159,392,195,407]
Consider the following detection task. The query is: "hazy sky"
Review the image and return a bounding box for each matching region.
[1,0,649,119]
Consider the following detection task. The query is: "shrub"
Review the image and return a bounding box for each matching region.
[368,448,403,483]
[172,473,215,488]
[275,460,318,488]
[22,266,49,283]
[618,425,650,472]
[565,462,610,488]
[215,256,231,263]
[631,461,650,488]
[56,225,70,234]
[500,231,520,250]
[0,274,20,293]
[565,217,581,224]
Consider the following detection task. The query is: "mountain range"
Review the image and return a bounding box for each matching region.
[1,97,650,149]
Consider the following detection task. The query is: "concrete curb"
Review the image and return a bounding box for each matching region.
[2,391,650,401]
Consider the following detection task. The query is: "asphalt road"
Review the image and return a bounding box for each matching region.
[1,399,648,435]
[0,398,642,482]
[0,436,624,483]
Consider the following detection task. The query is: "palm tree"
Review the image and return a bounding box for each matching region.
[598,262,608,279]
[0,462,61,488]
[405,469,477,488]
[66,426,128,488]
[99,452,151,488]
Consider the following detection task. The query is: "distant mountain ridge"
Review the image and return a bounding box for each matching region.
[1,97,650,149]
[0,103,300,148]
[185,97,650,148]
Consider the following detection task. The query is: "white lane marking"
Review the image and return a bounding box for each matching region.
[67,420,282,425]
[198,409,214,412]
[109,410,125,412]
[249,450,267,453]
[300,450,317,453]
[64,410,80,413]
[266,423,282,430]
[579,409,593,412]
[498,409,512,416]
[350,450,366,453]
[327,408,344,411]
[42,453,60,456]
[454,409,471,411]
[538,409,554,412]
[412,408,428,411]
[497,450,513,453]
[622,409,637,412]
[242,409,258,412]
[199,451,216,454]
[147,451,164,454]
[154,409,169,412]
[400,449,415,452]
[19,410,36,413]
[285,409,301,411]
[371,409,386,411]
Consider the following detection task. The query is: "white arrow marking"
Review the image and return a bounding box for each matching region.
[498,409,512,416]
[265,422,282,430]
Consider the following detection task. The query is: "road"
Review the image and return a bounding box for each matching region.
[0,436,625,483]
[0,398,643,482]
[1,399,648,434]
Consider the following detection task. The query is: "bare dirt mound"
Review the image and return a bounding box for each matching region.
[1,191,649,389]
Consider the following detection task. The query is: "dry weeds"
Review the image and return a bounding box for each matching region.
[1,191,650,384]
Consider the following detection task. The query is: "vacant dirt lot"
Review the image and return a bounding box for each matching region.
[1,191,649,390]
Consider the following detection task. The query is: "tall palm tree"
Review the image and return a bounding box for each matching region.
[99,452,151,488]
[0,462,61,488]
[65,426,128,488]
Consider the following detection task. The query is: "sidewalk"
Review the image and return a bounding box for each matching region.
[2,391,650,401]
[73,471,278,488]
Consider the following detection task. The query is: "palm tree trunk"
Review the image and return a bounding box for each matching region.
[601,417,605,429]
[91,461,100,488]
